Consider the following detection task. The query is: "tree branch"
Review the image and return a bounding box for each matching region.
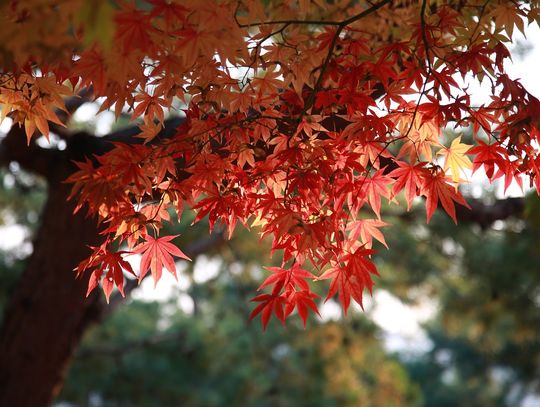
[304,0,393,111]
[456,197,525,228]
[0,123,62,179]
[102,116,184,144]
[235,0,391,28]
[398,196,526,228]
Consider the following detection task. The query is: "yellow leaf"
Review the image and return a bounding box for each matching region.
[437,136,472,183]
[251,215,267,228]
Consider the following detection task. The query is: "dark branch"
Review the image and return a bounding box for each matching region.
[456,197,525,228]
[398,196,526,228]
[102,116,184,144]
[236,0,391,28]
[0,123,62,179]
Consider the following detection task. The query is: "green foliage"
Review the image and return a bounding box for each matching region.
[58,263,420,407]
[377,195,540,405]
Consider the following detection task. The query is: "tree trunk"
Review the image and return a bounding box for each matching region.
[0,179,104,407]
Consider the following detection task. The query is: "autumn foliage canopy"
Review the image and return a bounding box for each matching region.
[1,0,539,328]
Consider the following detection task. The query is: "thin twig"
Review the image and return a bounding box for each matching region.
[304,0,393,112]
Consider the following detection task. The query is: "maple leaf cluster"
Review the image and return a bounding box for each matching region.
[1,0,540,328]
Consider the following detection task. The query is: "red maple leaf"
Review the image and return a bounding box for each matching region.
[249,294,286,330]
[389,161,429,210]
[469,139,509,180]
[132,235,191,284]
[284,290,320,328]
[319,247,378,315]
[258,264,315,295]
[79,246,136,303]
[355,169,394,218]
[423,171,470,223]
[115,7,155,51]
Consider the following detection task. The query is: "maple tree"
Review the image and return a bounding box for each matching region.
[1,0,539,332]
